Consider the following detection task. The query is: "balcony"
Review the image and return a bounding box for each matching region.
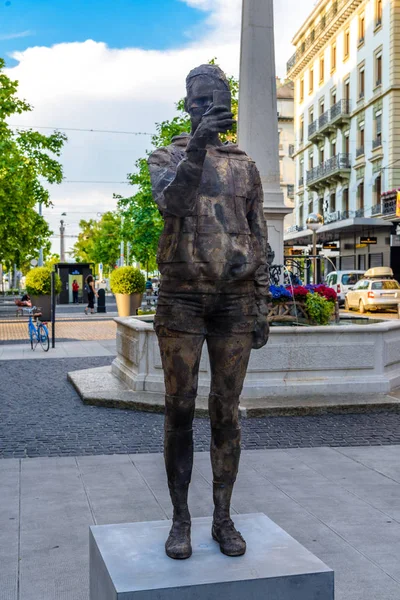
[372,137,382,150]
[371,203,383,216]
[355,208,365,217]
[307,100,351,141]
[340,210,351,220]
[286,0,364,77]
[382,197,396,216]
[306,153,351,191]
[356,146,365,158]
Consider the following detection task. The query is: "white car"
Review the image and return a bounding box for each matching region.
[345,278,400,313]
[325,270,365,305]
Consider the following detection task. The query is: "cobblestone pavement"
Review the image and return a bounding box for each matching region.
[1,357,400,458]
[0,318,116,343]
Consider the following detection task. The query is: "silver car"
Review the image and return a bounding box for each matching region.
[345,279,400,313]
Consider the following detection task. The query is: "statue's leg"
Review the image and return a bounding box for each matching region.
[207,332,253,556]
[157,326,204,560]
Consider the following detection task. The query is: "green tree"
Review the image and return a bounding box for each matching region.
[72,212,122,272]
[118,62,238,272]
[0,58,67,269]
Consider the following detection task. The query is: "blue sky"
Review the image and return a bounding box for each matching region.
[0,0,204,65]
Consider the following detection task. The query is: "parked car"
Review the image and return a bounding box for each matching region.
[325,271,365,305]
[345,277,400,313]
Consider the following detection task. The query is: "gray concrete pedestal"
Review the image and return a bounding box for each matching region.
[90,513,334,599]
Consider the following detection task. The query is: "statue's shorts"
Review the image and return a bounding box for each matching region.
[154,280,257,336]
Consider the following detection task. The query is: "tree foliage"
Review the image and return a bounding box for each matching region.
[0,57,67,269]
[72,211,122,271]
[117,61,238,272]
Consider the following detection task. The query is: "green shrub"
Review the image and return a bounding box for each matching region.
[110,266,146,295]
[25,267,62,295]
[305,293,335,326]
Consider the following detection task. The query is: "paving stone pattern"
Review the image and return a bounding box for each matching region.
[2,358,400,458]
[0,318,116,344]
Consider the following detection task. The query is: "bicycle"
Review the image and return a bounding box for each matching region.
[27,307,50,352]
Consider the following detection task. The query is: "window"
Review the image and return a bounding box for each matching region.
[358,65,365,99]
[309,107,314,123]
[344,78,350,102]
[376,0,382,27]
[372,280,400,290]
[331,43,337,73]
[343,131,350,154]
[309,68,314,94]
[308,199,313,215]
[299,205,304,226]
[342,188,349,213]
[357,123,365,155]
[358,181,365,210]
[331,139,336,157]
[319,146,325,164]
[300,78,304,102]
[331,89,337,107]
[300,117,304,144]
[375,174,382,204]
[299,159,304,185]
[319,56,325,84]
[375,51,382,87]
[359,14,365,44]
[318,197,324,214]
[330,192,336,212]
[319,99,325,116]
[374,110,382,146]
[289,144,295,157]
[309,153,314,170]
[287,184,294,199]
[344,28,350,59]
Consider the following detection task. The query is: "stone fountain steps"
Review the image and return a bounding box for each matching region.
[68,365,400,418]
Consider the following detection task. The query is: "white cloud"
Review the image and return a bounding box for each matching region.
[6,0,315,253]
[0,30,34,41]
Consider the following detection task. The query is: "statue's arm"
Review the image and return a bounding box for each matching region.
[148,143,206,217]
[247,164,270,312]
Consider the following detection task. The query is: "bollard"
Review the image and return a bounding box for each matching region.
[97,288,106,313]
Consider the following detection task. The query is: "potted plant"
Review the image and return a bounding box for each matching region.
[25,267,62,320]
[110,266,146,317]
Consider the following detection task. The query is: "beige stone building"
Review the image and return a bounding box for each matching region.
[277,80,296,230]
[285,0,400,278]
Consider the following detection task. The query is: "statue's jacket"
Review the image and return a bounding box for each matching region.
[148,133,269,302]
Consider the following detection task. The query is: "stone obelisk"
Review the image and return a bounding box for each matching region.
[238,0,291,266]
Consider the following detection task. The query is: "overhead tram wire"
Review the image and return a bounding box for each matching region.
[9,125,154,136]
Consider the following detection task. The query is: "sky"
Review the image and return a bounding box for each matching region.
[1,0,316,255]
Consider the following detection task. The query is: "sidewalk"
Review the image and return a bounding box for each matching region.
[0,339,116,359]
[2,446,400,600]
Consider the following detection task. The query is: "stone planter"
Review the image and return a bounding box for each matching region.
[115,293,142,317]
[30,294,52,321]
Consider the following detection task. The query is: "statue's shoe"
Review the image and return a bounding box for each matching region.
[212,519,247,557]
[165,521,192,560]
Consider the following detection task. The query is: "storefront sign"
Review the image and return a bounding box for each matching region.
[322,242,339,250]
[360,236,377,245]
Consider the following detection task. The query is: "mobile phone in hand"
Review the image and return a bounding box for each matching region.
[213,89,232,112]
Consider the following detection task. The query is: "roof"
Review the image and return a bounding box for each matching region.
[276,80,294,99]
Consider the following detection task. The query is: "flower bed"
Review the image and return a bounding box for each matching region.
[268,284,338,325]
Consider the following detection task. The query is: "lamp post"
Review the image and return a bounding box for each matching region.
[60,213,67,262]
[306,213,324,284]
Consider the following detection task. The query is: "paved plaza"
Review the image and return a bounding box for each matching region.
[1,310,400,599]
[2,447,400,600]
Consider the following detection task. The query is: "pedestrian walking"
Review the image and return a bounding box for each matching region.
[84,274,98,315]
[145,277,153,305]
[72,279,79,304]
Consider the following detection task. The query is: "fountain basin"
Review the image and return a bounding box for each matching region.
[111,315,400,399]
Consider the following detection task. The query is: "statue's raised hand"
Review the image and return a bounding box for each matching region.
[191,105,234,149]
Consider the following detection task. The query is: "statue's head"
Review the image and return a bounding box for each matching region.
[185,64,230,132]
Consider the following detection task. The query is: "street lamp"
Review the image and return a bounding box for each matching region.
[306,213,324,284]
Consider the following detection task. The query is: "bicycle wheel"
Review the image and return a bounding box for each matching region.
[38,324,50,352]
[30,328,38,350]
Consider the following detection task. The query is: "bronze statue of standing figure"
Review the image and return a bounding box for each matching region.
[148,64,270,560]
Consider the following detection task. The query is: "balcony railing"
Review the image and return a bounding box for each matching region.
[382,197,396,216]
[308,99,351,141]
[287,0,353,74]
[355,208,365,217]
[356,146,365,158]
[371,203,383,216]
[306,153,351,186]
[308,120,318,138]
[340,210,351,220]
[372,137,382,149]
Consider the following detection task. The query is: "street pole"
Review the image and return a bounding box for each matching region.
[60,220,66,262]
[313,231,317,285]
[120,241,125,267]
[127,242,131,266]
[51,271,56,348]
[38,202,44,266]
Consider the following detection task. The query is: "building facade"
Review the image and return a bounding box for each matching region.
[285,0,400,278]
[276,80,296,229]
